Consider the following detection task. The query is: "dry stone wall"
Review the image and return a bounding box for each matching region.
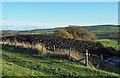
[2,34,115,59]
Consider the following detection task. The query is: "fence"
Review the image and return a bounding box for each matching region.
[2,34,117,68]
[2,40,105,68]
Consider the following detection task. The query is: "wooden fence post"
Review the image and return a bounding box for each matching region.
[7,40,9,45]
[8,40,10,45]
[14,38,17,48]
[15,41,17,48]
[22,42,24,48]
[53,45,55,53]
[31,42,33,48]
[69,46,71,60]
[85,49,88,67]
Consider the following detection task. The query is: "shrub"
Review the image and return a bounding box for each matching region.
[54,29,74,39]
[66,26,94,40]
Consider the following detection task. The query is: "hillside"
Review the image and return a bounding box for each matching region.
[18,25,119,39]
[82,25,119,39]
[19,29,56,36]
[2,45,120,76]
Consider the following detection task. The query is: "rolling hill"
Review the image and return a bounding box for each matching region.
[18,25,119,39]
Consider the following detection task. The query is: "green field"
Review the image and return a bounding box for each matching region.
[83,25,119,34]
[95,39,120,51]
[2,45,120,77]
[19,29,56,36]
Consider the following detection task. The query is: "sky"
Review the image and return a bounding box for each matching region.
[2,2,118,30]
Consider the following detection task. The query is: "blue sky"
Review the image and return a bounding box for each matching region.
[2,2,118,30]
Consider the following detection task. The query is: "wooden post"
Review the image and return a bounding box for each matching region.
[101,54,103,61]
[85,49,88,67]
[22,42,24,48]
[7,40,9,45]
[31,42,34,48]
[15,41,17,48]
[6,40,8,44]
[14,38,17,48]
[69,46,71,60]
[53,45,55,53]
[8,40,10,45]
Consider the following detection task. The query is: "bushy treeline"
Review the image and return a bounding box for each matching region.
[54,26,96,40]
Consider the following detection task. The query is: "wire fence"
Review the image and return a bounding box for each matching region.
[2,40,119,69]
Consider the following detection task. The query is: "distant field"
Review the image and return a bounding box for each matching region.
[19,29,56,36]
[82,25,119,39]
[2,45,120,76]
[83,25,118,33]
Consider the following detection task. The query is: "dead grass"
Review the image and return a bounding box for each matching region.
[54,48,84,60]
[1,41,47,55]
[34,43,47,54]
[2,41,84,60]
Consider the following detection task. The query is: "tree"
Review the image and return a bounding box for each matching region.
[66,26,94,40]
[54,29,74,39]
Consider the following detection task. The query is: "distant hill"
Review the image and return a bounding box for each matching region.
[2,25,119,39]
[82,25,119,39]
[18,25,119,39]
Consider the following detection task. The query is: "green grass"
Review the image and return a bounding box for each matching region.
[2,45,120,76]
[95,39,120,51]
[2,60,46,76]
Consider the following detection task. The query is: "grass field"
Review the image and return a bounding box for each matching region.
[95,39,120,51]
[83,25,119,35]
[2,45,120,77]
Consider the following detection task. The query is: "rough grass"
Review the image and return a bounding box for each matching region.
[2,45,120,77]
